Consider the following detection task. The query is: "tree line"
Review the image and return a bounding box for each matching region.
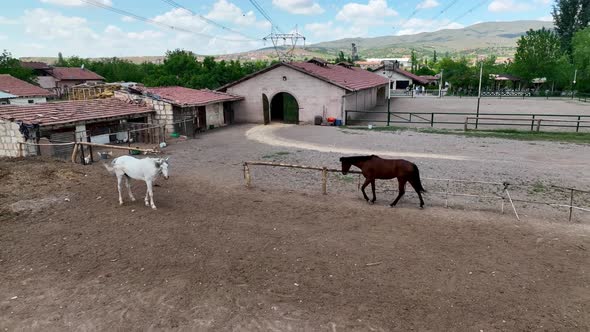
[405,0,590,93]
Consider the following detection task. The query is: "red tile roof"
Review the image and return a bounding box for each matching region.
[0,74,53,97]
[218,61,389,92]
[0,98,153,126]
[136,86,244,107]
[21,61,51,70]
[49,67,105,81]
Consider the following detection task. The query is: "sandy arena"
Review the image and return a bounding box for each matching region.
[1,123,589,331]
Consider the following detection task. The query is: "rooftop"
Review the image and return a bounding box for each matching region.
[20,61,51,70]
[49,67,105,81]
[0,74,53,97]
[134,86,244,107]
[0,98,153,126]
[219,60,389,92]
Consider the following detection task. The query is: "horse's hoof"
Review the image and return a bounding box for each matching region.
[151,206,157,210]
[119,202,123,206]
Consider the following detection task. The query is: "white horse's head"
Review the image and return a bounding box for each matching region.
[156,157,170,179]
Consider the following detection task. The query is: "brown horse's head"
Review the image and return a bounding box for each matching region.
[340,157,352,175]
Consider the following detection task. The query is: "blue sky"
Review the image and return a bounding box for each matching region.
[0,0,554,57]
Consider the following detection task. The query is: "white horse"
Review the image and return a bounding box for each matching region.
[104,155,169,209]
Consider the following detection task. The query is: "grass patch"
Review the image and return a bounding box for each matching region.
[341,126,590,144]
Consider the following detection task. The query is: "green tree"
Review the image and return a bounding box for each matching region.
[433,50,438,64]
[0,50,35,82]
[572,27,590,91]
[410,50,417,73]
[552,0,590,54]
[336,51,346,62]
[511,28,565,86]
[56,52,66,66]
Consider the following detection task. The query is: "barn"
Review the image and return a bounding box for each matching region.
[0,98,153,158]
[0,74,53,105]
[115,86,243,136]
[218,59,389,125]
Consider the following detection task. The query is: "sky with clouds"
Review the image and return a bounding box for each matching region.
[0,0,555,57]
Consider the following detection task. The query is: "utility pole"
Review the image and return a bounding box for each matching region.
[438,69,444,98]
[571,68,578,100]
[263,27,306,62]
[476,62,483,129]
[385,61,394,126]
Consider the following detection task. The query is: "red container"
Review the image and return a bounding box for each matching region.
[327,117,336,123]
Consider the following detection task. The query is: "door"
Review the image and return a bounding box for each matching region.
[262,94,270,125]
[283,93,299,124]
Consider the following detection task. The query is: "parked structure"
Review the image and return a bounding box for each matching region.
[372,61,431,92]
[0,74,53,105]
[218,58,389,124]
[115,86,243,135]
[27,65,105,96]
[0,98,153,157]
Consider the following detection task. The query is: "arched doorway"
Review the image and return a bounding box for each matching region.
[270,92,299,124]
[262,94,270,124]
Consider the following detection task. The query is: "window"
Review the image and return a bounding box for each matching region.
[28,99,34,104]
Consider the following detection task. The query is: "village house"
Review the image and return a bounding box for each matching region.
[0,74,53,105]
[372,61,434,92]
[0,98,153,157]
[217,58,389,125]
[21,62,105,96]
[115,86,243,135]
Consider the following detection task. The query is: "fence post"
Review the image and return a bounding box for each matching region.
[576,116,581,132]
[464,117,469,131]
[386,99,391,127]
[244,163,251,187]
[18,142,23,158]
[530,115,535,131]
[86,136,93,163]
[536,119,541,132]
[322,167,328,195]
[569,189,574,221]
[430,113,434,127]
[71,143,78,163]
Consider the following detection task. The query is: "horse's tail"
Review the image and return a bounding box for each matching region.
[412,163,427,193]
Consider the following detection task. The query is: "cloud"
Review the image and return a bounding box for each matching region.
[0,35,7,40]
[336,0,398,26]
[304,21,366,40]
[121,16,136,23]
[0,16,20,24]
[396,18,463,35]
[206,0,271,29]
[488,0,531,12]
[16,7,263,57]
[538,15,553,21]
[416,0,440,9]
[40,0,112,6]
[272,0,324,15]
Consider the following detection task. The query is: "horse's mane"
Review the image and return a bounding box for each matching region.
[339,155,376,163]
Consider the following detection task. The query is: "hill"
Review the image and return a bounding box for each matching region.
[307,20,554,58]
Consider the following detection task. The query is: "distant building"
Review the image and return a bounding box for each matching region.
[372,62,430,92]
[366,58,412,68]
[0,74,53,105]
[21,62,105,97]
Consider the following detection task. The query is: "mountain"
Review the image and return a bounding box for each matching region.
[306,20,554,58]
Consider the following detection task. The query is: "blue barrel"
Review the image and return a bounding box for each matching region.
[334,119,342,126]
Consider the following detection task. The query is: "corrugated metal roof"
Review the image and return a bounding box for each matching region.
[0,98,153,126]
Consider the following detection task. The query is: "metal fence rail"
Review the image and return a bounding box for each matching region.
[345,110,590,131]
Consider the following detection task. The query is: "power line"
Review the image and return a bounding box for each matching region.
[160,0,260,41]
[79,0,256,43]
[431,0,460,20]
[248,0,283,33]
[451,0,490,22]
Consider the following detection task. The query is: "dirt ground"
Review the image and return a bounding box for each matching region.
[1,157,589,331]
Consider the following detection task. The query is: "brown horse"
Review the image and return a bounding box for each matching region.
[340,155,426,208]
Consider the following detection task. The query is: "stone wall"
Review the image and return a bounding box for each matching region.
[114,90,173,133]
[0,121,35,157]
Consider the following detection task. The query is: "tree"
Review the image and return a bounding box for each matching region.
[410,50,417,73]
[56,52,66,66]
[572,27,590,91]
[336,51,346,63]
[552,0,590,54]
[433,50,438,64]
[0,50,35,82]
[511,28,565,86]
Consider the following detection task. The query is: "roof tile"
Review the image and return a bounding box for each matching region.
[0,98,153,126]
[49,67,105,81]
[0,74,53,97]
[136,86,244,106]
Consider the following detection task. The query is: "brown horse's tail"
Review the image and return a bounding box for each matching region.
[412,163,427,193]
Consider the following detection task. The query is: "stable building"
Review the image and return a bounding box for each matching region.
[218,58,389,124]
[372,62,430,91]
[0,98,153,157]
[115,86,243,136]
[0,74,53,105]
